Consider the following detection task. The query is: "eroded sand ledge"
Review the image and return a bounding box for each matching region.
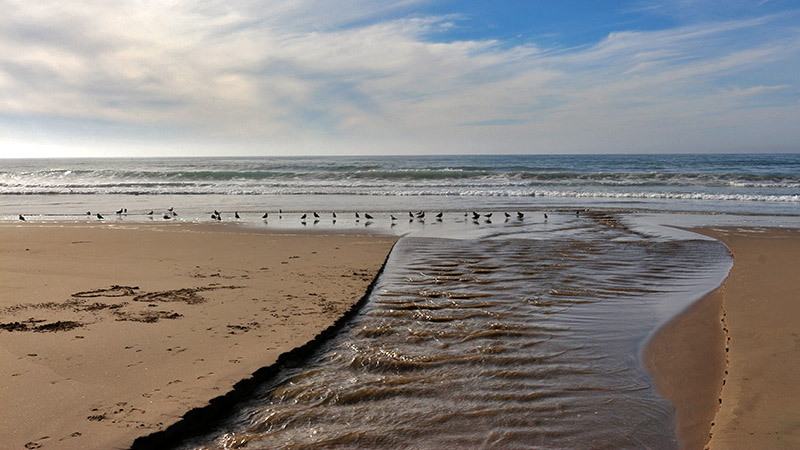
[0,223,397,450]
[645,227,800,450]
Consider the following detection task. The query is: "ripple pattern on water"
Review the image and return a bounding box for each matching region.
[179,219,730,450]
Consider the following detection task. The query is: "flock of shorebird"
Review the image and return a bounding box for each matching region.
[17,209,559,223]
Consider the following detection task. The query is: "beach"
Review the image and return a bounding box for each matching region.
[645,227,800,449]
[0,223,396,450]
[2,217,800,448]
[2,152,800,450]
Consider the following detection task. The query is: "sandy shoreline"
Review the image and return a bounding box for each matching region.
[0,223,396,450]
[645,227,800,449]
[5,221,800,449]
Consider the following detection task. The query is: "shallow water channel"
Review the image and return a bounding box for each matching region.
[176,213,731,449]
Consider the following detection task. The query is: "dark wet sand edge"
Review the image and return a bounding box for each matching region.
[128,241,397,450]
[642,229,730,450]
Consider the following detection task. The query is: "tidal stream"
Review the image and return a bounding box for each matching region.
[177,213,731,449]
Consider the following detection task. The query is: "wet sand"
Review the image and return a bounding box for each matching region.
[0,223,396,450]
[646,227,800,449]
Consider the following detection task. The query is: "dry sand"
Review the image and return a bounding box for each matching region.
[0,223,396,450]
[645,227,800,450]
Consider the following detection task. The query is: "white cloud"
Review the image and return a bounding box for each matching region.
[0,0,799,156]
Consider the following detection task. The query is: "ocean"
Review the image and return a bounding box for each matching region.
[2,154,799,448]
[2,153,799,220]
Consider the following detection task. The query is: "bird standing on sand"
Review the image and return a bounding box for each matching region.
[116,208,123,215]
[163,213,171,220]
[484,213,492,218]
[300,213,307,220]
[332,212,337,218]
[262,212,268,219]
[472,212,480,220]
[517,212,524,219]
[313,212,320,218]
[147,210,154,215]
[97,213,104,220]
[390,215,397,221]
[19,214,25,221]
[504,212,510,218]
[436,212,443,220]
[365,213,373,220]
[235,212,240,219]
[211,213,218,220]
[544,213,548,220]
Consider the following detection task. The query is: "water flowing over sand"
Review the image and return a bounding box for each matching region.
[178,213,731,449]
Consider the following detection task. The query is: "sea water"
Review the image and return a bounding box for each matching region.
[2,154,799,219]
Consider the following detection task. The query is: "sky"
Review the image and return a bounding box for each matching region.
[1,0,799,157]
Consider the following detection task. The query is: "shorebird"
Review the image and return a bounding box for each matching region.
[86,211,91,216]
[390,215,397,221]
[576,210,580,216]
[472,212,480,220]
[484,213,492,218]
[355,212,360,219]
[116,208,123,215]
[332,212,337,218]
[146,210,154,215]
[214,210,220,216]
[216,214,222,221]
[19,214,25,221]
[163,213,171,220]
[364,213,373,220]
[168,207,174,212]
[504,212,510,218]
[172,211,178,217]
[435,212,443,220]
[300,213,307,220]
[409,212,414,218]
[235,212,240,219]
[262,212,269,219]
[211,213,217,220]
[517,212,524,219]
[544,213,548,220]
[97,213,104,220]
[416,211,425,218]
[313,212,320,218]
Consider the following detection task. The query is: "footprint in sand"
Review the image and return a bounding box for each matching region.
[25,441,45,449]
